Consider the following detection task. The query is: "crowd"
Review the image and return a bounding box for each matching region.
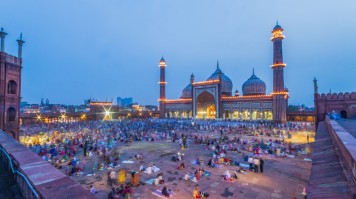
[18,118,313,198]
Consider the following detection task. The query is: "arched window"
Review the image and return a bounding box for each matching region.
[340,110,347,119]
[7,80,17,94]
[7,107,16,122]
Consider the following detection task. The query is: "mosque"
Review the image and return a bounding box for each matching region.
[158,23,289,123]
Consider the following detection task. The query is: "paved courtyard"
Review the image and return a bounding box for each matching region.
[64,130,313,199]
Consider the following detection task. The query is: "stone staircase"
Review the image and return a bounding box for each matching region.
[308,121,353,198]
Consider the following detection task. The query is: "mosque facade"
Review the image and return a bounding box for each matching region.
[158,24,288,123]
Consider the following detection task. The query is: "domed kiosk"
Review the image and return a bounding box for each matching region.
[242,70,266,96]
[206,63,233,96]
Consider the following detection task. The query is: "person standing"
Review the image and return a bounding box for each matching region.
[84,140,88,157]
[253,158,260,173]
[110,170,117,186]
[248,156,254,171]
[259,158,264,173]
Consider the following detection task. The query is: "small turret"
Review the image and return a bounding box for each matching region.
[0,27,7,52]
[17,33,25,59]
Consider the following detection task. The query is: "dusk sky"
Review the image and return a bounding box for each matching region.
[1,1,356,106]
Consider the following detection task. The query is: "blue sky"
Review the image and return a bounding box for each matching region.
[1,0,356,106]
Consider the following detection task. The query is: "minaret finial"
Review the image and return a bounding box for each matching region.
[217,59,219,69]
[276,20,278,25]
[20,33,22,39]
[252,68,255,75]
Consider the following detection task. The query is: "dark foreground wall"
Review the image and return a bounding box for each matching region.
[0,131,96,199]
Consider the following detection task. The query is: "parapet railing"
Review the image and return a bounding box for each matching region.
[0,145,39,199]
[325,116,356,184]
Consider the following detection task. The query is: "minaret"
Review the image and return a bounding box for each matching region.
[271,22,288,123]
[190,73,194,84]
[0,28,7,52]
[17,33,25,59]
[313,77,319,129]
[158,57,167,118]
[313,77,318,94]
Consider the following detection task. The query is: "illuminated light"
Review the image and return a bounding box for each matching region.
[222,95,273,100]
[158,82,167,85]
[158,98,166,102]
[159,61,167,67]
[36,115,41,120]
[270,63,286,68]
[90,102,112,106]
[271,30,285,41]
[102,106,113,121]
[271,91,289,95]
[165,99,192,103]
[192,80,220,85]
[61,113,66,119]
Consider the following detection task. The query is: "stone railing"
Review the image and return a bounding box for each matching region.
[325,117,356,183]
[0,131,96,199]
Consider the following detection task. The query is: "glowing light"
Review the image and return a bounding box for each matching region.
[90,102,112,106]
[158,82,167,85]
[103,106,113,120]
[271,30,285,41]
[36,115,41,121]
[271,91,289,95]
[192,80,220,85]
[270,63,286,68]
[165,99,192,103]
[222,95,273,100]
[159,61,167,67]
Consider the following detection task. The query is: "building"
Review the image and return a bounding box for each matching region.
[314,77,356,126]
[117,97,133,108]
[0,28,24,140]
[158,23,289,123]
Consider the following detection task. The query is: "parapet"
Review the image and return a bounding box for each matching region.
[0,131,95,199]
[316,92,356,100]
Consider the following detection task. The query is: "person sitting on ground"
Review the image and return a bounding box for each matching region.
[208,158,216,168]
[194,170,201,181]
[90,185,97,194]
[184,172,190,182]
[193,187,201,198]
[195,158,200,165]
[139,165,145,171]
[124,185,132,199]
[224,170,231,181]
[179,162,185,170]
[198,168,204,176]
[162,186,170,198]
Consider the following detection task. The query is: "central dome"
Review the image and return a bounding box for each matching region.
[181,83,192,99]
[242,70,266,96]
[206,65,233,96]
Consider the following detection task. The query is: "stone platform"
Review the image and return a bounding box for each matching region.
[68,132,313,199]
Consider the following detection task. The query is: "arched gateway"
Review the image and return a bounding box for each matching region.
[196,91,216,119]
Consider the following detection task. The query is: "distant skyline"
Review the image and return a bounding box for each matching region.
[1,1,356,106]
